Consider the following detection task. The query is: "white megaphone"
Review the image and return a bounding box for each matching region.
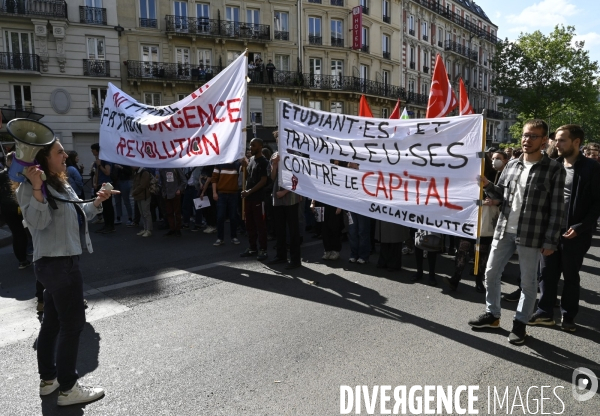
[7,118,56,182]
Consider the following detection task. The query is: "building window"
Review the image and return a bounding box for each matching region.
[408,79,415,93]
[275,54,290,71]
[11,84,32,110]
[274,11,289,40]
[227,50,241,64]
[382,34,390,58]
[331,19,343,46]
[198,49,211,67]
[423,51,429,70]
[360,64,368,80]
[408,15,414,35]
[86,37,105,59]
[246,8,260,26]
[382,108,389,118]
[421,82,428,97]
[362,27,369,50]
[89,87,107,117]
[139,0,157,27]
[249,96,263,125]
[421,21,428,40]
[382,0,390,21]
[177,93,188,101]
[409,46,415,68]
[308,100,321,110]
[144,93,161,105]
[308,17,322,44]
[382,70,389,85]
[331,101,343,113]
[173,1,188,31]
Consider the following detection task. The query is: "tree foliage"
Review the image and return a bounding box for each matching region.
[493,25,599,131]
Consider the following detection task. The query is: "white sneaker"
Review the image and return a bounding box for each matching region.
[231,238,241,245]
[322,251,331,260]
[213,239,224,246]
[329,251,340,260]
[203,226,217,234]
[142,230,152,237]
[357,258,366,264]
[349,257,357,263]
[137,230,146,236]
[39,378,60,396]
[57,382,104,406]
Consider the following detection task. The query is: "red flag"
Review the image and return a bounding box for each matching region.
[426,54,458,118]
[389,99,401,119]
[459,78,474,115]
[359,95,373,117]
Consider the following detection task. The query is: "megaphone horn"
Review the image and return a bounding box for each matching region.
[6,118,55,182]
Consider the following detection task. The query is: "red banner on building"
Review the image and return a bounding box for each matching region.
[352,6,362,50]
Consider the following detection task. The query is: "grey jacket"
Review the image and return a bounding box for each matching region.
[159,168,186,199]
[16,181,102,261]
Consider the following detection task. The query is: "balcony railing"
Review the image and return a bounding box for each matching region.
[383,51,391,60]
[331,37,344,47]
[5,104,35,112]
[83,59,110,77]
[361,5,369,15]
[409,61,415,69]
[487,109,503,119]
[330,0,343,5]
[0,0,67,18]
[275,31,289,41]
[383,15,390,23]
[412,0,499,43]
[88,107,101,118]
[165,16,270,41]
[0,52,40,71]
[361,44,369,53]
[409,28,415,36]
[309,35,322,45]
[444,40,478,61]
[423,35,428,41]
[79,6,106,25]
[423,66,429,73]
[126,60,223,82]
[438,40,443,47]
[140,17,157,28]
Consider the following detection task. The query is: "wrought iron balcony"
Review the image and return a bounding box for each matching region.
[330,0,343,5]
[423,35,428,41]
[0,52,40,71]
[0,0,67,18]
[383,15,390,23]
[361,5,369,15]
[444,40,478,61]
[4,104,35,112]
[423,66,429,73]
[126,60,222,83]
[165,16,270,41]
[409,61,415,69]
[309,35,322,45]
[140,17,157,28]
[409,28,415,36]
[487,109,503,119]
[361,44,369,53]
[406,91,429,105]
[275,31,289,41]
[331,37,344,47]
[83,59,110,77]
[383,51,391,60]
[88,107,101,118]
[79,6,106,25]
[412,0,498,43]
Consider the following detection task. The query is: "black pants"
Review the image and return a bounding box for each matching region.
[100,193,114,227]
[321,205,342,252]
[3,208,27,262]
[274,203,301,264]
[538,233,592,319]
[453,237,492,280]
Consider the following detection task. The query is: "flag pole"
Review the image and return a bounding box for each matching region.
[242,49,249,221]
[474,110,487,275]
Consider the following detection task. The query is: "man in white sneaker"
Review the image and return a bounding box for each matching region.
[467,119,566,345]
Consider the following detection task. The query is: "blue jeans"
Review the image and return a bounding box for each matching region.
[35,256,86,391]
[485,233,541,323]
[216,193,238,240]
[114,179,133,220]
[348,212,371,261]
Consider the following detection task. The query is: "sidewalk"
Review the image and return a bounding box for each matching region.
[0,226,11,248]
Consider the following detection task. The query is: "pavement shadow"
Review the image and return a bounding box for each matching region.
[195,262,598,388]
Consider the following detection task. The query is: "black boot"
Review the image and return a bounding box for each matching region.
[443,273,461,291]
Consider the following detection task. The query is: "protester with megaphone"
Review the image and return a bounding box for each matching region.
[16,138,116,406]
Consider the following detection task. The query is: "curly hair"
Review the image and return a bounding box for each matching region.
[35,141,68,194]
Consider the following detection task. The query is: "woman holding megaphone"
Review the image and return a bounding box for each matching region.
[16,140,117,406]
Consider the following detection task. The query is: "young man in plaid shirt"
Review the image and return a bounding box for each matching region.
[468,119,566,344]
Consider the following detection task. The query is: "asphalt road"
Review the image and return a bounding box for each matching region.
[1,220,599,415]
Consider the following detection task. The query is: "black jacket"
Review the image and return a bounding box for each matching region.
[557,153,600,236]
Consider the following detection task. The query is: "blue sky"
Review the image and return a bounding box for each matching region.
[475,0,600,66]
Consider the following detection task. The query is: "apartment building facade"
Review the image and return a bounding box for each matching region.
[0,0,122,170]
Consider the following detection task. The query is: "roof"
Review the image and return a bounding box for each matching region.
[453,0,495,25]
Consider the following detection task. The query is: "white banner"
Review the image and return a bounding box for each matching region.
[99,53,248,167]
[278,102,484,238]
